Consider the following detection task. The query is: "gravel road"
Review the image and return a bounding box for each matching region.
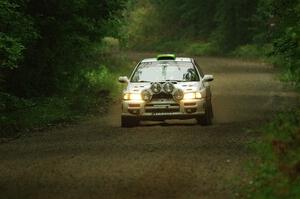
[0,54,299,199]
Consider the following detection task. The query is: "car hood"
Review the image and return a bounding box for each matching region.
[126,82,201,93]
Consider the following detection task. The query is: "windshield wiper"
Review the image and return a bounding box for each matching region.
[138,80,151,82]
[165,80,185,82]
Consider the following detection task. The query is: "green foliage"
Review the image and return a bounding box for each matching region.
[85,66,118,94]
[253,0,300,88]
[232,44,273,59]
[272,26,300,88]
[0,0,125,96]
[0,55,130,137]
[242,110,300,198]
[212,0,258,53]
[0,33,24,69]
[184,42,220,56]
[0,0,128,137]
[123,0,258,53]
[100,37,120,54]
[0,93,74,138]
[0,0,37,69]
[122,0,161,50]
[69,64,122,114]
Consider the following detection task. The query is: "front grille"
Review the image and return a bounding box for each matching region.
[152,92,173,100]
[145,108,180,113]
[145,102,180,113]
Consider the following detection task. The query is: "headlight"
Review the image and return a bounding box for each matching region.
[183,92,202,100]
[123,93,142,100]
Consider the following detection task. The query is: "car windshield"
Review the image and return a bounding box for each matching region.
[131,61,200,82]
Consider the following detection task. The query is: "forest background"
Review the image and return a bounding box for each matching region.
[1,1,299,197]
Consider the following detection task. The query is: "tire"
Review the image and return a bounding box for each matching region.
[197,101,213,126]
[121,116,139,127]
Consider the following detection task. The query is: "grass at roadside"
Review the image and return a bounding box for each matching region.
[238,109,300,198]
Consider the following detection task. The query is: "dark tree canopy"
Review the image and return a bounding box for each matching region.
[1,0,125,96]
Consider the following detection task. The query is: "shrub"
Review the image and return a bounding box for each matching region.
[0,94,74,138]
[0,56,130,138]
[184,42,219,56]
[84,65,121,100]
[232,44,273,59]
[272,27,300,89]
[100,37,120,54]
[0,34,25,69]
[242,109,300,198]
[150,40,185,53]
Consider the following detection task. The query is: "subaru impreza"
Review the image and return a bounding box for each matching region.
[119,54,214,127]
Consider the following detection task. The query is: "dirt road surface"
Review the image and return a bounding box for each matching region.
[0,54,299,199]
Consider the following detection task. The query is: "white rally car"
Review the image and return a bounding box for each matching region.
[119,54,214,127]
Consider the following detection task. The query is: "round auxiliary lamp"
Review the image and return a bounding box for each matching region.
[151,82,161,94]
[173,89,184,101]
[141,90,152,102]
[163,82,174,93]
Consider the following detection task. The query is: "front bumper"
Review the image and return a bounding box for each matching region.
[122,98,206,120]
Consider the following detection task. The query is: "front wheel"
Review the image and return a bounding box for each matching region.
[197,102,213,126]
[121,116,139,128]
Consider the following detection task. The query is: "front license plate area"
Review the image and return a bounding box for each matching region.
[152,112,175,116]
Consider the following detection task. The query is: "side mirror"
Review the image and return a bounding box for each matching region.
[118,76,129,83]
[202,74,214,82]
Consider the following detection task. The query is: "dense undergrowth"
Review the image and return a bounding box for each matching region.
[0,51,131,138]
[239,110,300,198]
[0,0,129,138]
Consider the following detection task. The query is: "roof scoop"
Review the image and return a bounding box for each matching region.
[157,54,176,61]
